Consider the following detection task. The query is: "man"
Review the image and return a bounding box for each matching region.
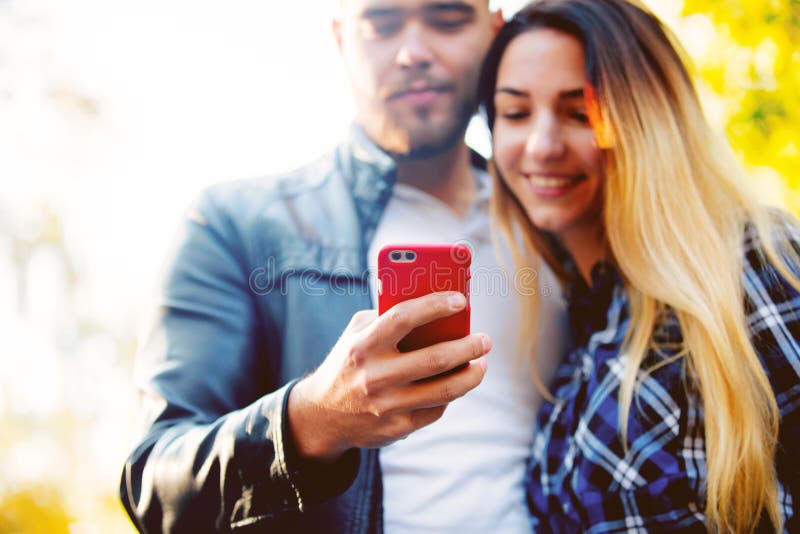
[120,1,565,532]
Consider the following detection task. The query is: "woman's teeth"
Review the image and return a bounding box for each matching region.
[528,175,573,188]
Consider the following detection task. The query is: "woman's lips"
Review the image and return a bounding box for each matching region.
[525,173,586,198]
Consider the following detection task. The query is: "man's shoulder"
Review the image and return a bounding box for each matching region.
[188,149,363,255]
[201,151,341,216]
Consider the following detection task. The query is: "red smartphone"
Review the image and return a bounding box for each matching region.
[377,243,471,353]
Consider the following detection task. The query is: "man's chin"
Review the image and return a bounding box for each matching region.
[390,120,469,160]
[361,109,472,159]
[393,141,457,160]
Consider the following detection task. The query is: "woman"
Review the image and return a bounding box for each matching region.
[478,0,800,532]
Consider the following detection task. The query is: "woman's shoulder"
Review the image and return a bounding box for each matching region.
[741,210,800,415]
[742,209,800,277]
[741,211,800,304]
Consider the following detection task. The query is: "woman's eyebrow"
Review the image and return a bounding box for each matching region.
[560,88,584,99]
[495,87,528,97]
[494,88,585,98]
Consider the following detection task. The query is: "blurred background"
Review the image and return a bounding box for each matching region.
[1,0,798,531]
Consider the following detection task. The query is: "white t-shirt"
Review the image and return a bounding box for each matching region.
[368,169,567,533]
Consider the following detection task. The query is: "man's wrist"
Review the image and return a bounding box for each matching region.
[286,377,346,464]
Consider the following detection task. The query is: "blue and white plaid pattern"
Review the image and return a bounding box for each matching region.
[527,223,800,533]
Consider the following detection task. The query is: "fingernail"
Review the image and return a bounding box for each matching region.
[477,357,487,372]
[448,292,465,309]
[481,335,491,353]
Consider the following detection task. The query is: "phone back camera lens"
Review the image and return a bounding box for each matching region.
[405,251,416,261]
[390,251,402,261]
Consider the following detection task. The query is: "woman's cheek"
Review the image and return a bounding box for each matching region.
[578,130,604,176]
[493,125,524,179]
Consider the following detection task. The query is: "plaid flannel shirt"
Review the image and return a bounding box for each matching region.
[527,222,800,533]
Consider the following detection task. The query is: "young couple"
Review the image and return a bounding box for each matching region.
[122,0,800,532]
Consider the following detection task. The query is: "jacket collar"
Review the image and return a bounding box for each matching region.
[339,123,489,258]
[338,125,398,259]
[345,124,398,214]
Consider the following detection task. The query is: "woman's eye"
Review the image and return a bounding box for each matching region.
[499,110,529,121]
[568,110,589,124]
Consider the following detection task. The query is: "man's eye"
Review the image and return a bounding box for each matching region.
[426,13,473,32]
[361,17,404,38]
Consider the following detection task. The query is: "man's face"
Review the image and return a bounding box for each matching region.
[335,0,502,158]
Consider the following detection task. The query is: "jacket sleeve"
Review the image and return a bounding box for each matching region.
[119,189,359,533]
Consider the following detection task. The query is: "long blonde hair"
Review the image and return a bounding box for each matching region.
[479,0,800,531]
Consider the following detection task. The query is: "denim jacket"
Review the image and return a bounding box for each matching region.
[121,127,417,533]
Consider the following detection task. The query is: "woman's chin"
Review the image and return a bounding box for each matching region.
[525,210,570,236]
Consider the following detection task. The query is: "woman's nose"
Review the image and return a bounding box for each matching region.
[524,115,566,162]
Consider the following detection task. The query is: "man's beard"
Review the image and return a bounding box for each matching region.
[365,95,476,160]
[396,105,473,161]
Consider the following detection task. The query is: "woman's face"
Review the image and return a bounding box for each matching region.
[492,28,604,243]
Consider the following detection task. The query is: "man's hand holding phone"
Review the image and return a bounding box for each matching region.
[287,291,491,464]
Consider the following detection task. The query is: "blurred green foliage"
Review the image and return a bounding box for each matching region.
[683,0,800,211]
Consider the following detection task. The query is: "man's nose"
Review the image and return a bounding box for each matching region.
[395,24,434,70]
[525,115,566,162]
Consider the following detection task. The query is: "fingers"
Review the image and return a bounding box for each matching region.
[347,309,378,333]
[369,291,467,347]
[379,333,491,384]
[409,405,448,430]
[353,405,449,449]
[381,358,488,415]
